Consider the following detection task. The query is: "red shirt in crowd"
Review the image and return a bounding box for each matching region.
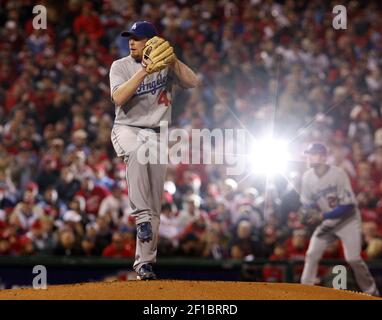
[285,237,309,260]
[76,185,109,215]
[73,12,104,40]
[102,240,135,258]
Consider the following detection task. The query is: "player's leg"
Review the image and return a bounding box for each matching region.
[125,149,155,225]
[124,149,156,276]
[336,218,380,296]
[301,228,332,285]
[132,164,166,273]
[133,214,160,273]
[133,161,167,273]
[112,125,153,224]
[150,162,167,215]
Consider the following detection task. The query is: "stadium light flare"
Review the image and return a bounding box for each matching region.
[250,138,291,176]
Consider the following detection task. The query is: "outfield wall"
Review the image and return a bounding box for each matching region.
[0,257,381,291]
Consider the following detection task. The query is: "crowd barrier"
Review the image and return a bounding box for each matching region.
[0,256,381,291]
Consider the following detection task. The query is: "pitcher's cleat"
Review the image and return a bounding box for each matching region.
[137,264,157,280]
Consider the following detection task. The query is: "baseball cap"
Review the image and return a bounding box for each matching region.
[304,143,328,156]
[26,182,38,192]
[121,21,158,39]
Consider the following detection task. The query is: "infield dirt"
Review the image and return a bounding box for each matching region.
[0,280,380,300]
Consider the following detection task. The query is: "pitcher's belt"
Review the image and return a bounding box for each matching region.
[128,125,161,133]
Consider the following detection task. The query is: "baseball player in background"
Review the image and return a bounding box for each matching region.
[109,21,199,280]
[300,143,379,296]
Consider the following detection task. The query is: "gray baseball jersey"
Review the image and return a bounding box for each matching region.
[110,55,176,127]
[301,165,360,221]
[300,165,379,296]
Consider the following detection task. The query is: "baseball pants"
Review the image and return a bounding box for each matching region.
[301,217,379,296]
[111,125,167,272]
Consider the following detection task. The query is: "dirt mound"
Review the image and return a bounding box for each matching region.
[0,280,379,300]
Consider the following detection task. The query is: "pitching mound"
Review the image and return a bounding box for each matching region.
[0,280,379,300]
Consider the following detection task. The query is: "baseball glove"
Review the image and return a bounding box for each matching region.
[299,207,323,226]
[141,36,176,74]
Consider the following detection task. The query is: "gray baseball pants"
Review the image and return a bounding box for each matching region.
[301,217,379,296]
[111,125,167,272]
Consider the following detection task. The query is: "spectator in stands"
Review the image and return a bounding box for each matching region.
[55,166,81,203]
[94,216,112,252]
[98,181,128,225]
[53,228,82,256]
[102,232,135,258]
[69,149,93,179]
[285,229,309,261]
[80,236,100,256]
[322,240,344,260]
[61,210,84,242]
[18,235,35,256]
[35,155,60,193]
[94,164,114,190]
[0,171,16,211]
[362,221,381,247]
[76,175,109,217]
[202,221,229,259]
[10,140,38,191]
[176,194,206,232]
[0,237,11,256]
[73,2,105,41]
[158,203,180,256]
[25,220,56,255]
[0,1,381,288]
[26,29,51,55]
[262,243,288,282]
[39,186,66,220]
[229,220,261,260]
[261,224,279,258]
[9,189,44,232]
[366,238,382,260]
[178,211,209,257]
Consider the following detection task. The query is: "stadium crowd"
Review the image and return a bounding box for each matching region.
[1,0,382,282]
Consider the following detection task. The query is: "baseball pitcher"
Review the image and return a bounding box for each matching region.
[300,143,379,296]
[109,21,199,279]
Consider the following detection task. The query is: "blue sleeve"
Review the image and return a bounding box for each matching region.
[323,204,354,219]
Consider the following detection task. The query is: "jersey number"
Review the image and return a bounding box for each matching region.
[327,196,339,209]
[158,90,171,107]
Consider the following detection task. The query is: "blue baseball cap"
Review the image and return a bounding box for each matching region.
[121,21,158,39]
[304,143,328,156]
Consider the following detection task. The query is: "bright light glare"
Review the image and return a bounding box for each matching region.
[250,138,290,176]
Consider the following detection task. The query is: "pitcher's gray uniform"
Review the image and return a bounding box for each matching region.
[109,55,176,272]
[300,165,379,296]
